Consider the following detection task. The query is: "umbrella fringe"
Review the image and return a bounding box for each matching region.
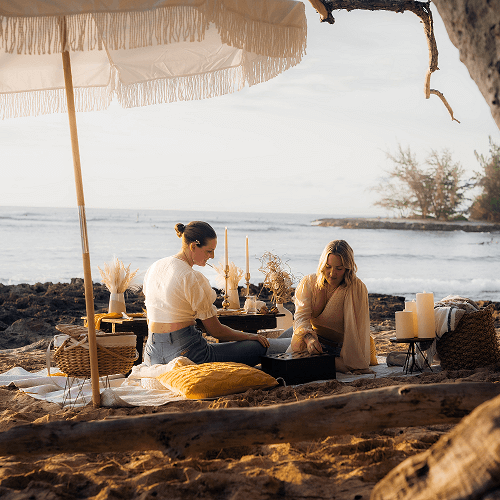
[244,54,304,86]
[116,66,246,107]
[0,52,298,119]
[116,50,303,107]
[0,86,112,120]
[0,1,306,58]
[0,4,210,55]
[214,1,307,60]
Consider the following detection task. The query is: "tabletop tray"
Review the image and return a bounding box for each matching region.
[261,352,336,386]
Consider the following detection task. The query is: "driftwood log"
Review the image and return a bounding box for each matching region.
[371,388,500,500]
[1,382,500,459]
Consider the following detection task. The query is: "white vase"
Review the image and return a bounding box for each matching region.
[275,303,293,331]
[228,288,240,310]
[109,292,126,314]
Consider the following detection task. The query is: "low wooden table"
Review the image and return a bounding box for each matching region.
[201,312,283,333]
[390,337,435,374]
[88,312,283,362]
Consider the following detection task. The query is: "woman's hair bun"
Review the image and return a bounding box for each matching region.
[175,221,217,246]
[174,223,185,238]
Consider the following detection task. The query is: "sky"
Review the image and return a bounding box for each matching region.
[1,3,499,216]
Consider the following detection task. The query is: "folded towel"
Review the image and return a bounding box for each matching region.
[83,312,122,329]
[434,307,466,339]
[434,295,480,313]
[83,312,146,329]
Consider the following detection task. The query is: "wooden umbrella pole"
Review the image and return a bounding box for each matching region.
[59,17,100,407]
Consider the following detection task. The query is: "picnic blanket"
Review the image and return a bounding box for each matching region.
[0,355,429,408]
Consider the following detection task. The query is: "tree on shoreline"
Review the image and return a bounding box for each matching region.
[470,138,500,222]
[372,145,469,220]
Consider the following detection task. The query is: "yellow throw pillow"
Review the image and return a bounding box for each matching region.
[370,335,378,366]
[157,362,279,399]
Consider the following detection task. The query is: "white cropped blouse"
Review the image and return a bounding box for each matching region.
[143,256,217,323]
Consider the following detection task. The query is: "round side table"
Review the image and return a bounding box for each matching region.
[390,337,435,374]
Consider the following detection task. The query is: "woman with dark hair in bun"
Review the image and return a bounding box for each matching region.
[143,221,290,367]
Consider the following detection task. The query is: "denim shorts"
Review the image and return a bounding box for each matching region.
[143,325,289,367]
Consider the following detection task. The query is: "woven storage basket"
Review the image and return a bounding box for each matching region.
[436,305,500,370]
[54,334,138,378]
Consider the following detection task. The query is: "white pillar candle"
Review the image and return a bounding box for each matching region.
[224,227,228,267]
[245,235,249,275]
[416,292,436,338]
[404,300,418,337]
[395,310,415,339]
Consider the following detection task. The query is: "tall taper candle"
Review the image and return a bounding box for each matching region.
[245,236,249,275]
[224,227,228,267]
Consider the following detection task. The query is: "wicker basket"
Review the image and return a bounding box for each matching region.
[54,333,138,378]
[436,305,500,371]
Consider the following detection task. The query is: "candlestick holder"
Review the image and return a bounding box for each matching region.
[222,265,230,309]
[245,272,250,297]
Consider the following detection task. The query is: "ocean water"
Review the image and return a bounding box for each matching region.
[1,206,499,302]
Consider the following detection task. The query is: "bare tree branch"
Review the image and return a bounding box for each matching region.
[307,0,458,122]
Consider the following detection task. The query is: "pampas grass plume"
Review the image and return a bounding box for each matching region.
[98,257,140,294]
[213,261,244,291]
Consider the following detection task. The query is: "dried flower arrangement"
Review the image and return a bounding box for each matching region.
[258,251,296,304]
[98,257,140,294]
[213,261,244,291]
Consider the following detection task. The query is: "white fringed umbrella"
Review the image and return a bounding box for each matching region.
[0,0,306,406]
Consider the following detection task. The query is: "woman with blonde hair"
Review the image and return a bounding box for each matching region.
[289,240,371,373]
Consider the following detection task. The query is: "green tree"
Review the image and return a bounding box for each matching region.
[373,146,433,218]
[470,138,500,222]
[426,150,468,220]
[373,145,469,220]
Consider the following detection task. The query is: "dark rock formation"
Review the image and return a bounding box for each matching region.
[314,218,500,232]
[1,281,497,350]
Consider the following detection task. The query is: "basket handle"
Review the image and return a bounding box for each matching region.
[97,343,139,363]
[58,336,90,351]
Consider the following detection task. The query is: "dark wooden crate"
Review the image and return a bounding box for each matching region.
[261,352,336,385]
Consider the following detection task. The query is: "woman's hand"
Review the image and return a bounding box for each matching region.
[304,333,323,354]
[248,333,270,348]
[202,316,270,345]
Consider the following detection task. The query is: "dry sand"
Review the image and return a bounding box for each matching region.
[1,330,500,500]
[1,283,499,499]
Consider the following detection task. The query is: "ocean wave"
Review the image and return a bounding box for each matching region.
[358,253,500,263]
[364,276,500,302]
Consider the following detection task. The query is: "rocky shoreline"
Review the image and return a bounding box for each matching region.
[313,217,500,232]
[2,280,499,351]
[0,280,418,350]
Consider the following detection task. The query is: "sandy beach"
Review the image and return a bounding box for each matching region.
[1,282,500,499]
